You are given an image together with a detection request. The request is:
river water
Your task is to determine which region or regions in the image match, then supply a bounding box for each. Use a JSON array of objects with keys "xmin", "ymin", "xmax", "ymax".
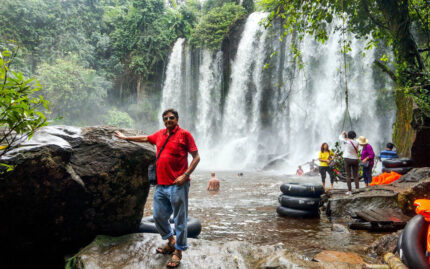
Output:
[{"xmin": 144, "ymin": 171, "xmax": 383, "ymax": 260}]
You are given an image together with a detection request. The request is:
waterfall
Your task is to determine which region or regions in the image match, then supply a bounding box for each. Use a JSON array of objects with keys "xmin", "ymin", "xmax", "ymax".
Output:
[
  {"xmin": 195, "ymin": 50, "xmax": 223, "ymax": 149},
  {"xmin": 160, "ymin": 38, "xmax": 186, "ymax": 125},
  {"xmin": 217, "ymin": 12, "xmax": 269, "ymax": 169},
  {"xmin": 159, "ymin": 13, "xmax": 395, "ymax": 173}
]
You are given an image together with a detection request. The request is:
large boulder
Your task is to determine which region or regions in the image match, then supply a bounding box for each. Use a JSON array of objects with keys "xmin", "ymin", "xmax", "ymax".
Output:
[
  {"xmin": 326, "ymin": 168, "xmax": 430, "ymax": 217},
  {"xmin": 0, "ymin": 125, "xmax": 155, "ymax": 267}
]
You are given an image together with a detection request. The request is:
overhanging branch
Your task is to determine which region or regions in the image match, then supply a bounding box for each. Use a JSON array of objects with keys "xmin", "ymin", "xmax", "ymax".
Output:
[
  {"xmin": 361, "ymin": 0, "xmax": 389, "ymax": 31},
  {"xmin": 373, "ymin": 60, "xmax": 397, "ymax": 82}
]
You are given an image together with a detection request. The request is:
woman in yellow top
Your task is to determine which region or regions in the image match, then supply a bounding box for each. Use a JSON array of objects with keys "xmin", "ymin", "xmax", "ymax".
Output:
[{"xmin": 319, "ymin": 142, "xmax": 335, "ymax": 190}]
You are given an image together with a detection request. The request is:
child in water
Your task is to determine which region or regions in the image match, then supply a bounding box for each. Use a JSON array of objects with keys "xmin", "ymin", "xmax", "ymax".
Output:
[{"xmin": 296, "ymin": 165, "xmax": 304, "ymax": 176}]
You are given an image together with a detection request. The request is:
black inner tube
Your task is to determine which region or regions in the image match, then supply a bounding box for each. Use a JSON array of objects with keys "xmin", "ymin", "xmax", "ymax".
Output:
[
  {"xmin": 400, "ymin": 214, "xmax": 429, "ymax": 269},
  {"xmin": 278, "ymin": 195, "xmax": 320, "ymax": 210},
  {"xmin": 382, "ymin": 158, "xmax": 413, "ymax": 168},
  {"xmin": 280, "ymin": 182, "xmax": 324, "ymax": 198},
  {"xmin": 138, "ymin": 216, "xmax": 202, "ymax": 238},
  {"xmin": 276, "ymin": 206, "xmax": 319, "ymax": 218}
]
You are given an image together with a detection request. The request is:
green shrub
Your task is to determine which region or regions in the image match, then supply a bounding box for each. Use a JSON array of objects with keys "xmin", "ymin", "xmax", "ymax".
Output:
[
  {"xmin": 37, "ymin": 56, "xmax": 109, "ymax": 126},
  {"xmin": 190, "ymin": 3, "xmax": 246, "ymax": 50},
  {"xmin": 0, "ymin": 47, "xmax": 50, "ymax": 167},
  {"xmin": 104, "ymin": 108, "xmax": 135, "ymax": 128}
]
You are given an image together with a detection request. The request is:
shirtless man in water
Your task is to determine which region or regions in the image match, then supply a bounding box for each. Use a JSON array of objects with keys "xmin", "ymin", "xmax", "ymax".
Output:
[{"xmin": 207, "ymin": 172, "xmax": 220, "ymax": 191}]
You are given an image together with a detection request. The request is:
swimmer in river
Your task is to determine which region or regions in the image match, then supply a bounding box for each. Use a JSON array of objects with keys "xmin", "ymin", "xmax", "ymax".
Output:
[
  {"xmin": 207, "ymin": 172, "xmax": 220, "ymax": 192},
  {"xmin": 296, "ymin": 165, "xmax": 304, "ymax": 176}
]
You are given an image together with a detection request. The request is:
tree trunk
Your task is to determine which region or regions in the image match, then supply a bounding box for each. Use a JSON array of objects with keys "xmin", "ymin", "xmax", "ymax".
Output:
[
  {"xmin": 377, "ymin": 0, "xmax": 424, "ymax": 79},
  {"xmin": 376, "ymin": 0, "xmax": 430, "ymax": 166}
]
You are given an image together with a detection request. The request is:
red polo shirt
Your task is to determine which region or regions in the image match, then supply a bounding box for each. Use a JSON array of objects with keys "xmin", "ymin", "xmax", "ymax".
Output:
[{"xmin": 147, "ymin": 125, "xmax": 198, "ymax": 185}]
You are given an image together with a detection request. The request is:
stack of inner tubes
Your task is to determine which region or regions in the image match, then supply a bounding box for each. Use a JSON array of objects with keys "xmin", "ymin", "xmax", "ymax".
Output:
[
  {"xmin": 397, "ymin": 214, "xmax": 430, "ymax": 269},
  {"xmin": 277, "ymin": 183, "xmax": 324, "ymax": 218},
  {"xmin": 382, "ymin": 158, "xmax": 413, "ymax": 175},
  {"xmin": 138, "ymin": 216, "xmax": 202, "ymax": 238}
]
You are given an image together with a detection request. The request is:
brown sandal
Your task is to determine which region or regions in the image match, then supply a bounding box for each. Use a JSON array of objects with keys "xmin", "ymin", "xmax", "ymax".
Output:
[
  {"xmin": 167, "ymin": 250, "xmax": 182, "ymax": 268},
  {"xmin": 156, "ymin": 241, "xmax": 175, "ymax": 254}
]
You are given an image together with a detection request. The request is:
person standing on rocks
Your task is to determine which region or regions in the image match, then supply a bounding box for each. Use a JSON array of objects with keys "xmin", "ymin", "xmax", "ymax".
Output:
[
  {"xmin": 339, "ymin": 131, "xmax": 359, "ymax": 195},
  {"xmin": 115, "ymin": 108, "xmax": 200, "ymax": 268},
  {"xmin": 318, "ymin": 143, "xmax": 335, "ymax": 190},
  {"xmin": 357, "ymin": 136, "xmax": 375, "ymax": 187}
]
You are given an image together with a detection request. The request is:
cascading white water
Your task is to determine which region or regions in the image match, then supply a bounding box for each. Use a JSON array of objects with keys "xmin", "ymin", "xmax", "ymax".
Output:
[
  {"xmin": 160, "ymin": 40, "xmax": 224, "ymax": 149},
  {"xmin": 160, "ymin": 13, "xmax": 395, "ymax": 173},
  {"xmin": 212, "ymin": 12, "xmax": 269, "ymax": 169},
  {"xmin": 195, "ymin": 50, "xmax": 223, "ymax": 149},
  {"xmin": 160, "ymin": 38, "xmax": 186, "ymax": 122}
]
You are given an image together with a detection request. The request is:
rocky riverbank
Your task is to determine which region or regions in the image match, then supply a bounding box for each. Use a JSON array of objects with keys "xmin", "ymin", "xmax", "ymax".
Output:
[
  {"xmin": 326, "ymin": 167, "xmax": 430, "ymax": 217},
  {"xmin": 67, "ymin": 233, "xmax": 371, "ymax": 269}
]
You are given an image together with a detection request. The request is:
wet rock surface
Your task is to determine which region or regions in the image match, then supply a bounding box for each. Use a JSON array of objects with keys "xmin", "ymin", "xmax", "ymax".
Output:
[
  {"xmin": 366, "ymin": 231, "xmax": 401, "ymax": 262},
  {"xmin": 326, "ymin": 168, "xmax": 430, "ymax": 217},
  {"xmin": 69, "ymin": 233, "xmax": 368, "ymax": 269},
  {"xmin": 0, "ymin": 125, "xmax": 155, "ymax": 267},
  {"xmin": 313, "ymin": 250, "xmax": 365, "ymax": 266},
  {"xmin": 332, "ymin": 223, "xmax": 350, "ymax": 233}
]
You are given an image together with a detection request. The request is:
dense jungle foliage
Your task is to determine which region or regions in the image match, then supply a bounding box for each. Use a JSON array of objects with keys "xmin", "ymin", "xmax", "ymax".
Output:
[
  {"xmin": 0, "ymin": 0, "xmax": 250, "ymax": 129},
  {"xmin": 1, "ymin": 0, "xmax": 429, "ymax": 142}
]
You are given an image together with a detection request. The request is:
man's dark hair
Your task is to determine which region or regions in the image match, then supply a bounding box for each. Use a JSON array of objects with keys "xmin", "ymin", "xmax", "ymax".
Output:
[
  {"xmin": 162, "ymin": 108, "xmax": 179, "ymax": 119},
  {"xmin": 347, "ymin": 130, "xmax": 356, "ymax": 139},
  {"xmin": 386, "ymin": 142, "xmax": 394, "ymax": 149}
]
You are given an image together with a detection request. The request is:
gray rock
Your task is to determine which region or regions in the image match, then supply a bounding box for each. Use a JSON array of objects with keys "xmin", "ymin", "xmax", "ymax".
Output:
[
  {"xmin": 332, "ymin": 223, "xmax": 350, "ymax": 233},
  {"xmin": 0, "ymin": 125, "xmax": 155, "ymax": 266},
  {"xmin": 326, "ymin": 168, "xmax": 430, "ymax": 217},
  {"xmin": 396, "ymin": 167, "xmax": 430, "ymax": 183},
  {"xmin": 67, "ymin": 233, "xmax": 319, "ymax": 269},
  {"xmin": 366, "ymin": 230, "xmax": 402, "ymax": 262},
  {"xmin": 326, "ymin": 189, "xmax": 399, "ymax": 217}
]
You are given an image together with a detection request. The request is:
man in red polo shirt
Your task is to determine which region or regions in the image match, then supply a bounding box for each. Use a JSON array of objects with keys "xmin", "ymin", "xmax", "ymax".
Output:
[{"xmin": 115, "ymin": 108, "xmax": 200, "ymax": 268}]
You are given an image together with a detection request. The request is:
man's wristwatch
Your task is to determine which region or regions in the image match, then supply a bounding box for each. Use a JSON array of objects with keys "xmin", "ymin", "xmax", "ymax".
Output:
[{"xmin": 184, "ymin": 172, "xmax": 190, "ymax": 177}]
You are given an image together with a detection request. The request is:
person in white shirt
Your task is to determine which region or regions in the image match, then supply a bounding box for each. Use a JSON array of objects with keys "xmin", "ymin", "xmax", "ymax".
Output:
[{"xmin": 339, "ymin": 130, "xmax": 359, "ymax": 195}]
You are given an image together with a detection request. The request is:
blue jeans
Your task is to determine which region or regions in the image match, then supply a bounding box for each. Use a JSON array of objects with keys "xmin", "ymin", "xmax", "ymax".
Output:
[
  {"xmin": 363, "ymin": 165, "xmax": 373, "ymax": 184},
  {"xmin": 153, "ymin": 181, "xmax": 190, "ymax": 251}
]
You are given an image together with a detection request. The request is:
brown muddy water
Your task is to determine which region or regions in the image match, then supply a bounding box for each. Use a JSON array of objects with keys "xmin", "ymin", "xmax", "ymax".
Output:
[{"xmin": 144, "ymin": 171, "xmax": 383, "ymax": 260}]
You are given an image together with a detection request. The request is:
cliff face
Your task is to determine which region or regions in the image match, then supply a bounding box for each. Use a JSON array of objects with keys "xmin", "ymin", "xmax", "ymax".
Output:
[
  {"xmin": 393, "ymin": 90, "xmax": 430, "ymax": 167},
  {"xmin": 0, "ymin": 125, "xmax": 155, "ymax": 267}
]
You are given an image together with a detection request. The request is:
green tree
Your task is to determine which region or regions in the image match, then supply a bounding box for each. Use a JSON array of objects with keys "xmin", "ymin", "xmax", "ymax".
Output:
[
  {"xmin": 176, "ymin": 0, "xmax": 202, "ymax": 38},
  {"xmin": 0, "ymin": 47, "xmax": 50, "ymax": 166},
  {"xmin": 190, "ymin": 3, "xmax": 247, "ymax": 50},
  {"xmin": 104, "ymin": 107, "xmax": 135, "ymax": 128},
  {"xmin": 37, "ymin": 56, "xmax": 109, "ymax": 126},
  {"xmin": 0, "ymin": 0, "xmax": 107, "ymax": 71},
  {"xmin": 202, "ymin": 0, "xmax": 237, "ymax": 13},
  {"xmin": 106, "ymin": 0, "xmax": 180, "ymax": 78}
]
